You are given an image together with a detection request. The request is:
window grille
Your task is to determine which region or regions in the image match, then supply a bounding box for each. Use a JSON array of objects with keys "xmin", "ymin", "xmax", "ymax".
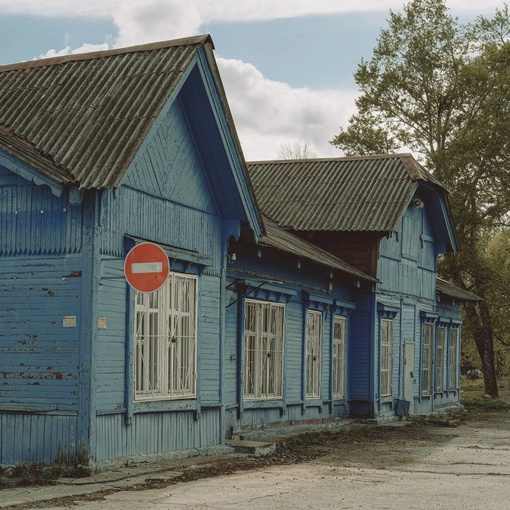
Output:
[
  {"xmin": 449, "ymin": 328, "xmax": 458, "ymax": 389},
  {"xmin": 436, "ymin": 327, "xmax": 446, "ymax": 392},
  {"xmin": 134, "ymin": 273, "xmax": 197, "ymax": 401},
  {"xmin": 421, "ymin": 323, "xmax": 434, "ymax": 396},
  {"xmin": 306, "ymin": 310, "xmax": 322, "ymax": 398},
  {"xmin": 243, "ymin": 300, "xmax": 285, "ymax": 399},
  {"xmin": 380, "ymin": 319, "xmax": 393, "ymax": 396},
  {"xmin": 333, "ymin": 315, "xmax": 346, "ymax": 399}
]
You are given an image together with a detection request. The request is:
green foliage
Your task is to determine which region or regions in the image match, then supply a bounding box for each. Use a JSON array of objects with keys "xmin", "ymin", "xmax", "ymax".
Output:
[{"xmin": 331, "ymin": 0, "xmax": 510, "ymax": 396}]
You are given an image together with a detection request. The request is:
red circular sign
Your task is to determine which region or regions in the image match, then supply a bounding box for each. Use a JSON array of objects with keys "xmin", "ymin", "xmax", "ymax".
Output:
[{"xmin": 124, "ymin": 242, "xmax": 170, "ymax": 293}]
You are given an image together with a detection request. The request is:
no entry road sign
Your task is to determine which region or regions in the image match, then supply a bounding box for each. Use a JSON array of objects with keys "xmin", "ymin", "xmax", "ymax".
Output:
[{"xmin": 124, "ymin": 242, "xmax": 170, "ymax": 293}]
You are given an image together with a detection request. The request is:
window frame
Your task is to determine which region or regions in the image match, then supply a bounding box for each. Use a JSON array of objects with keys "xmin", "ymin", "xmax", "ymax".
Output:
[
  {"xmin": 449, "ymin": 327, "xmax": 459, "ymax": 390},
  {"xmin": 436, "ymin": 326, "xmax": 446, "ymax": 392},
  {"xmin": 134, "ymin": 272, "xmax": 198, "ymax": 402},
  {"xmin": 306, "ymin": 310, "xmax": 322, "ymax": 399},
  {"xmin": 380, "ymin": 318, "xmax": 393, "ymax": 397},
  {"xmin": 421, "ymin": 322, "xmax": 434, "ymax": 396},
  {"xmin": 243, "ymin": 299, "xmax": 285, "ymax": 400},
  {"xmin": 333, "ymin": 315, "xmax": 347, "ymax": 399}
]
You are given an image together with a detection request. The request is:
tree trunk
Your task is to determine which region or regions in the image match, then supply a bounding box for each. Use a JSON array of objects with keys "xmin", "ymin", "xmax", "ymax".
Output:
[{"xmin": 464, "ymin": 301, "xmax": 499, "ymax": 397}]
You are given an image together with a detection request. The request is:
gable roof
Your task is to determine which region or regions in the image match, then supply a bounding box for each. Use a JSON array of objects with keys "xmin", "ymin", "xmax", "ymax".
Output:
[
  {"xmin": 247, "ymin": 154, "xmax": 447, "ymax": 233},
  {"xmin": 0, "ymin": 36, "xmax": 234, "ymax": 189},
  {"xmin": 259, "ymin": 216, "xmax": 376, "ymax": 283},
  {"xmin": 0, "ymin": 35, "xmax": 264, "ymax": 239}
]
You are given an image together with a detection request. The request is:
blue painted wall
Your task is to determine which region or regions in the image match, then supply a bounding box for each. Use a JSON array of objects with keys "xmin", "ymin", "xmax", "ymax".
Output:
[
  {"xmin": 371, "ymin": 196, "xmax": 462, "ymax": 420},
  {"xmin": 225, "ymin": 240, "xmax": 360, "ymax": 434},
  {"xmin": 0, "ymin": 167, "xmax": 87, "ymax": 463}
]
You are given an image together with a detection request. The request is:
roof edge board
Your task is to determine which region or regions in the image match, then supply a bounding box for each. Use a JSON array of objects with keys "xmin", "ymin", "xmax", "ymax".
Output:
[
  {"xmin": 0, "ymin": 35, "xmax": 213, "ymax": 73},
  {"xmin": 0, "ymin": 149, "xmax": 64, "ymax": 197}
]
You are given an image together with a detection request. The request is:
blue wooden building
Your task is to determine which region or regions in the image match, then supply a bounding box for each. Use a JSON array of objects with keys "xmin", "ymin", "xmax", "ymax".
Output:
[
  {"xmin": 247, "ymin": 155, "xmax": 480, "ymax": 421},
  {"xmin": 0, "ymin": 36, "xmax": 264, "ymax": 466},
  {"xmin": 224, "ymin": 216, "xmax": 376, "ymax": 436},
  {"xmin": 0, "ymin": 35, "xmax": 479, "ymax": 468}
]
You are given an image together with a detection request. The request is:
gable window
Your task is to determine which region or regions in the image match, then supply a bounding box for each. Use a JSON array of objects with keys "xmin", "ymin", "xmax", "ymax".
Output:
[
  {"xmin": 436, "ymin": 326, "xmax": 446, "ymax": 392},
  {"xmin": 134, "ymin": 273, "xmax": 197, "ymax": 401},
  {"xmin": 421, "ymin": 323, "xmax": 434, "ymax": 396},
  {"xmin": 306, "ymin": 310, "xmax": 322, "ymax": 398},
  {"xmin": 381, "ymin": 319, "xmax": 393, "ymax": 397},
  {"xmin": 244, "ymin": 300, "xmax": 285, "ymax": 399},
  {"xmin": 449, "ymin": 328, "xmax": 458, "ymax": 390},
  {"xmin": 333, "ymin": 315, "xmax": 347, "ymax": 399}
]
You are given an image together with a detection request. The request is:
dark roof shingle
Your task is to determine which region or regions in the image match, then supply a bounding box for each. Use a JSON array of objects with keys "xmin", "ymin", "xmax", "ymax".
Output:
[
  {"xmin": 0, "ymin": 35, "xmax": 212, "ymax": 189},
  {"xmin": 247, "ymin": 154, "xmax": 445, "ymax": 232}
]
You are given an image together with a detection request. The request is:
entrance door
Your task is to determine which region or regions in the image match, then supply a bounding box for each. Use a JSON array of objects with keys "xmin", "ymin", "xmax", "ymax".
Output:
[{"xmin": 403, "ymin": 342, "xmax": 415, "ymax": 415}]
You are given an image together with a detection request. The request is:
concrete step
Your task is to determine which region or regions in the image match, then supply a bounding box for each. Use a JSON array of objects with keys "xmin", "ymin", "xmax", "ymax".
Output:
[{"xmin": 225, "ymin": 439, "xmax": 276, "ymax": 456}]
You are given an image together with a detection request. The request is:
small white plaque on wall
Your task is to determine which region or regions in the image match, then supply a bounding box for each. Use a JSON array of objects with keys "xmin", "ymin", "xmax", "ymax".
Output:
[{"xmin": 63, "ymin": 316, "xmax": 77, "ymax": 328}]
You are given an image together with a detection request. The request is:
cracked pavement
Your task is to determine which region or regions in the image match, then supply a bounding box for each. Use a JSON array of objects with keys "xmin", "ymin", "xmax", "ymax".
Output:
[{"xmin": 3, "ymin": 411, "xmax": 510, "ymax": 509}]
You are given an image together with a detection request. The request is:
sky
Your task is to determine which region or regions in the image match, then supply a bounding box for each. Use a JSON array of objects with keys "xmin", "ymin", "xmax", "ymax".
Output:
[{"xmin": 0, "ymin": 1, "xmax": 505, "ymax": 161}]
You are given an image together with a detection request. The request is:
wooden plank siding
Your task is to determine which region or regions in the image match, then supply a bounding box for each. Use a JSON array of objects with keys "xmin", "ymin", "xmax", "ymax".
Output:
[
  {"xmin": 373, "ymin": 205, "xmax": 462, "ymax": 419},
  {"xmin": 225, "ymin": 238, "xmax": 360, "ymax": 434}
]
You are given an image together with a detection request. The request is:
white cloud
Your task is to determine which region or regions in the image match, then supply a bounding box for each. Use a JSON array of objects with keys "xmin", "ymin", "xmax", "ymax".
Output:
[
  {"xmin": 0, "ymin": 0, "xmax": 503, "ymax": 20},
  {"xmin": 217, "ymin": 58, "xmax": 357, "ymax": 160},
  {"xmin": 112, "ymin": 1, "xmax": 202, "ymax": 48},
  {"xmin": 3, "ymin": 0, "xmax": 505, "ymax": 162},
  {"xmin": 39, "ymin": 43, "xmax": 110, "ymax": 60}
]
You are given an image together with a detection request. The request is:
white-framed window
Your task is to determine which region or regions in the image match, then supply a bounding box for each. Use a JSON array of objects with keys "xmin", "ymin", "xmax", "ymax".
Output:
[
  {"xmin": 306, "ymin": 310, "xmax": 322, "ymax": 398},
  {"xmin": 134, "ymin": 273, "xmax": 197, "ymax": 401},
  {"xmin": 244, "ymin": 300, "xmax": 285, "ymax": 399},
  {"xmin": 333, "ymin": 315, "xmax": 347, "ymax": 399},
  {"xmin": 421, "ymin": 323, "xmax": 434, "ymax": 396},
  {"xmin": 380, "ymin": 318, "xmax": 393, "ymax": 397},
  {"xmin": 436, "ymin": 326, "xmax": 446, "ymax": 392},
  {"xmin": 449, "ymin": 328, "xmax": 458, "ymax": 390}
]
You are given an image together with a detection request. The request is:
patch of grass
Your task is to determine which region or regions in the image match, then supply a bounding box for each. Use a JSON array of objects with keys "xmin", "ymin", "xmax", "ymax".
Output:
[
  {"xmin": 463, "ymin": 396, "xmax": 510, "ymax": 412},
  {"xmin": 0, "ymin": 462, "xmax": 91, "ymax": 489}
]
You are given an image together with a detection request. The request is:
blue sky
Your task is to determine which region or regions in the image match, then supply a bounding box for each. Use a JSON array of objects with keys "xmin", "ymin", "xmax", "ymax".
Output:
[{"xmin": 0, "ymin": 1, "xmax": 504, "ymax": 160}]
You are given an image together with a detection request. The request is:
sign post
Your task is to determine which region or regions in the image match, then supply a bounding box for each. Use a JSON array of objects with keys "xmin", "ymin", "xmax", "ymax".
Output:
[{"xmin": 124, "ymin": 242, "xmax": 170, "ymax": 293}]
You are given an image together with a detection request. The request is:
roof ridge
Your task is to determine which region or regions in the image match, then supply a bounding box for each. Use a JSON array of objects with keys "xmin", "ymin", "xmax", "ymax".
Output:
[
  {"xmin": 247, "ymin": 153, "xmax": 414, "ymax": 165},
  {"xmin": 0, "ymin": 34, "xmax": 213, "ymax": 73}
]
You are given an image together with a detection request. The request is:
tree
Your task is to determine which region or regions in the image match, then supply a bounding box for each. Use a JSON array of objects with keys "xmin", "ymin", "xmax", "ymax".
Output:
[
  {"xmin": 331, "ymin": 0, "xmax": 510, "ymax": 396},
  {"xmin": 277, "ymin": 140, "xmax": 317, "ymax": 159}
]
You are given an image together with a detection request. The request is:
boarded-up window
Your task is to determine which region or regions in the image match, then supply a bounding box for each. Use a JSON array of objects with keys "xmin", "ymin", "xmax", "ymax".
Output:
[
  {"xmin": 134, "ymin": 273, "xmax": 197, "ymax": 401},
  {"xmin": 422, "ymin": 323, "xmax": 434, "ymax": 396},
  {"xmin": 381, "ymin": 319, "xmax": 393, "ymax": 397},
  {"xmin": 244, "ymin": 300, "xmax": 285, "ymax": 399},
  {"xmin": 449, "ymin": 328, "xmax": 458, "ymax": 390},
  {"xmin": 333, "ymin": 315, "xmax": 347, "ymax": 399},
  {"xmin": 436, "ymin": 327, "xmax": 446, "ymax": 392},
  {"xmin": 402, "ymin": 216, "xmax": 420, "ymax": 260},
  {"xmin": 306, "ymin": 310, "xmax": 322, "ymax": 398}
]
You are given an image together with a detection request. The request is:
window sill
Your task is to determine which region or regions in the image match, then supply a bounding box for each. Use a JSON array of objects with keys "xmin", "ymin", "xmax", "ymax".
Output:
[
  {"xmin": 243, "ymin": 399, "xmax": 283, "ymax": 409},
  {"xmin": 132, "ymin": 399, "xmax": 198, "ymax": 414}
]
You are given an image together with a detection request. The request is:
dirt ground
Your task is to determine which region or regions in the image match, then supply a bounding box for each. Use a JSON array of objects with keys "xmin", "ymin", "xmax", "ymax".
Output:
[{"xmin": 4, "ymin": 403, "xmax": 510, "ymax": 509}]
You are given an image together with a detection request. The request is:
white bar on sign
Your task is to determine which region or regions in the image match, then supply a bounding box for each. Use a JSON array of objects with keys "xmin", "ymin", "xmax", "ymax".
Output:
[{"xmin": 131, "ymin": 262, "xmax": 163, "ymax": 274}]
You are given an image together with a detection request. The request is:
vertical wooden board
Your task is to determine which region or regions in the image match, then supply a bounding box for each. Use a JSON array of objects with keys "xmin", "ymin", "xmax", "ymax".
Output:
[
  {"xmin": 95, "ymin": 259, "xmax": 128, "ymax": 411},
  {"xmin": 348, "ymin": 312, "xmax": 372, "ymax": 399},
  {"xmin": 0, "ymin": 413, "xmax": 78, "ymax": 464},
  {"xmin": 124, "ymin": 100, "xmax": 217, "ymax": 215},
  {"xmin": 0, "ymin": 183, "xmax": 83, "ymax": 256},
  {"xmin": 197, "ymin": 275, "xmax": 221, "ymax": 403}
]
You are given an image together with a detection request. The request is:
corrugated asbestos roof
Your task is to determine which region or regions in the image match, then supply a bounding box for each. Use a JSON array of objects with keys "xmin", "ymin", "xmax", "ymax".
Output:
[
  {"xmin": 247, "ymin": 154, "xmax": 445, "ymax": 232},
  {"xmin": 0, "ymin": 35, "xmax": 212, "ymax": 189},
  {"xmin": 436, "ymin": 278, "xmax": 481, "ymax": 303},
  {"xmin": 259, "ymin": 216, "xmax": 376, "ymax": 282}
]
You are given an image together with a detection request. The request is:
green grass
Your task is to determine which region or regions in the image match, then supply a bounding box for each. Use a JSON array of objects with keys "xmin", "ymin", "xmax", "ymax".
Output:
[{"xmin": 461, "ymin": 377, "xmax": 510, "ymax": 412}]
